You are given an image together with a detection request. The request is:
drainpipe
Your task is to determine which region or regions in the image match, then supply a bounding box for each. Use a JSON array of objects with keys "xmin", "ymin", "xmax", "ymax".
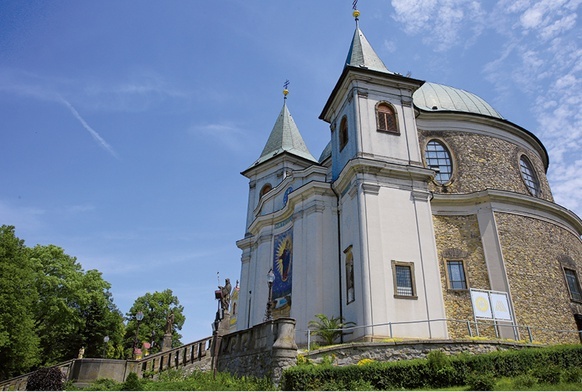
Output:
[{"xmin": 331, "ymin": 181, "xmax": 344, "ymax": 343}]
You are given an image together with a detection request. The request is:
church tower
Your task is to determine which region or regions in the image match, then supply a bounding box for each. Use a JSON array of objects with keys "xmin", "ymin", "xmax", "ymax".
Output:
[
  {"xmin": 318, "ymin": 8, "xmax": 448, "ymax": 340},
  {"xmin": 236, "ymin": 89, "xmax": 339, "ymax": 335}
]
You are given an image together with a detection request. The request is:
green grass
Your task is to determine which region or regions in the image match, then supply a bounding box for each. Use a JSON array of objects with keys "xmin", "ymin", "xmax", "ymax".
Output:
[{"xmin": 69, "ymin": 369, "xmax": 275, "ymax": 391}]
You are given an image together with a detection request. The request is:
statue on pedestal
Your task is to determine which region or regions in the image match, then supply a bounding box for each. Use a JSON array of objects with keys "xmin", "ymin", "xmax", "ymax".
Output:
[
  {"xmin": 218, "ymin": 278, "xmax": 232, "ymax": 313},
  {"xmin": 165, "ymin": 311, "xmax": 174, "ymax": 335}
]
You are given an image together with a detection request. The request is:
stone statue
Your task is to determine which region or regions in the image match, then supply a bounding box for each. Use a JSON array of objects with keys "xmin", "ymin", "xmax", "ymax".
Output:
[
  {"xmin": 78, "ymin": 346, "xmax": 85, "ymax": 359},
  {"xmin": 218, "ymin": 278, "xmax": 232, "ymax": 311},
  {"xmin": 165, "ymin": 311, "xmax": 174, "ymax": 335}
]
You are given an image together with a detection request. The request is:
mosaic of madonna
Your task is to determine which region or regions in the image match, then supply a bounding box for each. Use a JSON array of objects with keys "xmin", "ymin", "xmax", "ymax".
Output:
[{"xmin": 272, "ymin": 227, "xmax": 292, "ymax": 318}]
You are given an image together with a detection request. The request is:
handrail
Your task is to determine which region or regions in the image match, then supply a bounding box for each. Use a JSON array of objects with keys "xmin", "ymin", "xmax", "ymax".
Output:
[
  {"xmin": 136, "ymin": 336, "xmax": 213, "ymax": 376},
  {"xmin": 303, "ymin": 317, "xmax": 582, "ymax": 350}
]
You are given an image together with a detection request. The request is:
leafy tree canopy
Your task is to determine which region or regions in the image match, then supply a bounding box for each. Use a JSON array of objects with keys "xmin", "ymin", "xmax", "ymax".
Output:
[
  {"xmin": 125, "ymin": 289, "xmax": 185, "ymax": 356},
  {"xmin": 0, "ymin": 225, "xmax": 125, "ymax": 380},
  {"xmin": 0, "ymin": 226, "xmax": 40, "ymax": 379}
]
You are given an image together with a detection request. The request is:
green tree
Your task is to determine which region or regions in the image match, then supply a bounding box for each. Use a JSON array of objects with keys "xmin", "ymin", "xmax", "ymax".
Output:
[
  {"xmin": 125, "ymin": 289, "xmax": 185, "ymax": 357},
  {"xmin": 0, "ymin": 226, "xmax": 40, "ymax": 380},
  {"xmin": 308, "ymin": 314, "xmax": 356, "ymax": 346},
  {"xmin": 30, "ymin": 244, "xmax": 125, "ymax": 364}
]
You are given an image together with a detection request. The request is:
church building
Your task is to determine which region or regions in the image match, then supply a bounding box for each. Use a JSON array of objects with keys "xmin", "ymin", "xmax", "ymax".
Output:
[{"xmin": 234, "ymin": 8, "xmax": 582, "ymax": 345}]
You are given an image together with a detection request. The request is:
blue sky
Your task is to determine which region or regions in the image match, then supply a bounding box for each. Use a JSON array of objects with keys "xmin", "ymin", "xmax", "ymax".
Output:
[{"xmin": 1, "ymin": 1, "xmax": 580, "ymax": 344}]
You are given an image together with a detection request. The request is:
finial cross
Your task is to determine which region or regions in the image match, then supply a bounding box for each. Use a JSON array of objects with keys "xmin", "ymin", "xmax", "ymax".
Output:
[
  {"xmin": 283, "ymin": 80, "xmax": 290, "ymax": 90},
  {"xmin": 352, "ymin": 0, "xmax": 358, "ymax": 10}
]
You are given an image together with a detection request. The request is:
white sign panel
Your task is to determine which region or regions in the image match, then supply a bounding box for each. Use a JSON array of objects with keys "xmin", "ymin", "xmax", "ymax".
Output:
[
  {"xmin": 490, "ymin": 292, "xmax": 513, "ymax": 321},
  {"xmin": 470, "ymin": 290, "xmax": 492, "ymax": 319}
]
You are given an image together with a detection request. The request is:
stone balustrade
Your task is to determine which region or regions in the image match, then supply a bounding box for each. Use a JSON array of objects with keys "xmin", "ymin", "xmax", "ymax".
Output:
[{"xmin": 138, "ymin": 336, "xmax": 212, "ymax": 376}]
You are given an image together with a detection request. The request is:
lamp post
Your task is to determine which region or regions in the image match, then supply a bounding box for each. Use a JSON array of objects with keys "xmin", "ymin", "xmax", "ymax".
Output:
[
  {"xmin": 265, "ymin": 268, "xmax": 275, "ymax": 321},
  {"xmin": 102, "ymin": 335, "xmax": 109, "ymax": 358},
  {"xmin": 133, "ymin": 311, "xmax": 144, "ymax": 359}
]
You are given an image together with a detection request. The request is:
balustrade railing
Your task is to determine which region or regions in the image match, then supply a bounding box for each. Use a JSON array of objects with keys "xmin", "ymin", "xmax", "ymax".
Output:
[
  {"xmin": 304, "ymin": 317, "xmax": 582, "ymax": 350},
  {"xmin": 138, "ymin": 336, "xmax": 212, "ymax": 376}
]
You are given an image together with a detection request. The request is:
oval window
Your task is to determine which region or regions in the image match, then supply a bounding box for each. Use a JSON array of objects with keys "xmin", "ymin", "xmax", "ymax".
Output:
[{"xmin": 425, "ymin": 140, "xmax": 453, "ymax": 185}]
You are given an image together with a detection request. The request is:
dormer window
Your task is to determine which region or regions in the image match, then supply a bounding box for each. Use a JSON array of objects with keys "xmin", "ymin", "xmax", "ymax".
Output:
[
  {"xmin": 339, "ymin": 116, "xmax": 348, "ymax": 151},
  {"xmin": 376, "ymin": 102, "xmax": 398, "ymax": 133}
]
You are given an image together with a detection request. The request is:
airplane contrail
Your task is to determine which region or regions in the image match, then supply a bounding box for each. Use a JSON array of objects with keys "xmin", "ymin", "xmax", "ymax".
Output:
[{"xmin": 59, "ymin": 97, "xmax": 119, "ymax": 159}]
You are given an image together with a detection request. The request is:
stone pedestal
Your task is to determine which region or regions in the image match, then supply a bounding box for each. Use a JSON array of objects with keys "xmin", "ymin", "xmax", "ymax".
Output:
[{"xmin": 162, "ymin": 334, "xmax": 172, "ymax": 352}]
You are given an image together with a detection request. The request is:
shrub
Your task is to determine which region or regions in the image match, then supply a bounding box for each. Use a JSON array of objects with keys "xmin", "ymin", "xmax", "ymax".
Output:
[
  {"xmin": 121, "ymin": 372, "xmax": 142, "ymax": 391},
  {"xmin": 26, "ymin": 367, "xmax": 64, "ymax": 391},
  {"xmin": 84, "ymin": 378, "xmax": 122, "ymax": 391},
  {"xmin": 466, "ymin": 372, "xmax": 496, "ymax": 391},
  {"xmin": 308, "ymin": 314, "xmax": 355, "ymax": 346},
  {"xmin": 357, "ymin": 358, "xmax": 375, "ymax": 366},
  {"xmin": 296, "ymin": 353, "xmax": 311, "ymax": 366},
  {"xmin": 563, "ymin": 367, "xmax": 582, "ymax": 383},
  {"xmin": 281, "ymin": 344, "xmax": 582, "ymax": 391},
  {"xmin": 532, "ymin": 364, "xmax": 562, "ymax": 384},
  {"xmin": 512, "ymin": 374, "xmax": 537, "ymax": 390}
]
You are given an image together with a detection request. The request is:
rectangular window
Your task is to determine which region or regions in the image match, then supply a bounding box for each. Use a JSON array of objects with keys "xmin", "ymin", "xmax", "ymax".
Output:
[
  {"xmin": 345, "ymin": 247, "xmax": 355, "ymax": 304},
  {"xmin": 564, "ymin": 268, "xmax": 582, "ymax": 302},
  {"xmin": 391, "ymin": 261, "xmax": 417, "ymax": 299},
  {"xmin": 446, "ymin": 260, "xmax": 467, "ymax": 290}
]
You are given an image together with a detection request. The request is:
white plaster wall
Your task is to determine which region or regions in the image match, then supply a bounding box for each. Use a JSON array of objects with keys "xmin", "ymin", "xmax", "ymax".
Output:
[
  {"xmin": 291, "ymin": 196, "xmax": 340, "ymax": 344},
  {"xmin": 366, "ymin": 186, "xmax": 447, "ymax": 339},
  {"xmin": 356, "ymin": 86, "xmax": 422, "ymax": 165}
]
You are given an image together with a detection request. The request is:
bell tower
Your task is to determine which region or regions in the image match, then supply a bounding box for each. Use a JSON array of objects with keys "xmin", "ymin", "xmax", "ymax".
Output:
[{"xmin": 318, "ymin": 6, "xmax": 448, "ymax": 340}]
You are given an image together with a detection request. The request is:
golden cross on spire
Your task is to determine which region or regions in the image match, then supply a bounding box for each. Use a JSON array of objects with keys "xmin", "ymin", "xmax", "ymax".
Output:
[
  {"xmin": 352, "ymin": 0, "xmax": 360, "ymax": 21},
  {"xmin": 283, "ymin": 80, "xmax": 290, "ymax": 99}
]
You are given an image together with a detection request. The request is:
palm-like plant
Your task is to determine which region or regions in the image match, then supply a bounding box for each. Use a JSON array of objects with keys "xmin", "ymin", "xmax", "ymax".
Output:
[{"xmin": 308, "ymin": 314, "xmax": 355, "ymax": 346}]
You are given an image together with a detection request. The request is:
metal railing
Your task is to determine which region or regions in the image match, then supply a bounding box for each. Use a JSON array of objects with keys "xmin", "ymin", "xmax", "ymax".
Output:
[{"xmin": 303, "ymin": 317, "xmax": 582, "ymax": 351}]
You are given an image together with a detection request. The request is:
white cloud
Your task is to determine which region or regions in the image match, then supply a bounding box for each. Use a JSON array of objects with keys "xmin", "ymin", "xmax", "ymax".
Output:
[
  {"xmin": 189, "ymin": 122, "xmax": 249, "ymax": 153},
  {"xmin": 389, "ymin": 0, "xmax": 581, "ymax": 216},
  {"xmin": 391, "ymin": 0, "xmax": 485, "ymax": 51}
]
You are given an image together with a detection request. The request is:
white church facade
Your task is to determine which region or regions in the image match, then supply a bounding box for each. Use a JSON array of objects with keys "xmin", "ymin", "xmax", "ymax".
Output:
[{"xmin": 234, "ymin": 13, "xmax": 582, "ymax": 345}]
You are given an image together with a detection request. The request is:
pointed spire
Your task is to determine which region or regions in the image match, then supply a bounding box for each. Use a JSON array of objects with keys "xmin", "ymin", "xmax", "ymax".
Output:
[
  {"xmin": 249, "ymin": 85, "xmax": 316, "ymax": 169},
  {"xmin": 345, "ymin": 6, "xmax": 391, "ymax": 74}
]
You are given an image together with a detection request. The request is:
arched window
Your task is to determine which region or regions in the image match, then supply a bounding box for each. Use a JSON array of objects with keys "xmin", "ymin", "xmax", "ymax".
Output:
[
  {"xmin": 425, "ymin": 140, "xmax": 453, "ymax": 185},
  {"xmin": 519, "ymin": 155, "xmax": 541, "ymax": 196},
  {"xmin": 260, "ymin": 183, "xmax": 272, "ymax": 197},
  {"xmin": 339, "ymin": 116, "xmax": 348, "ymax": 151},
  {"xmin": 376, "ymin": 102, "xmax": 398, "ymax": 133}
]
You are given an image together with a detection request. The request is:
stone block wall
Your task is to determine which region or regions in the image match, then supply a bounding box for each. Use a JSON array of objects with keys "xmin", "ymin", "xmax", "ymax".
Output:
[
  {"xmin": 432, "ymin": 214, "xmax": 494, "ymax": 339},
  {"xmin": 216, "ymin": 318, "xmax": 297, "ymax": 386},
  {"xmin": 495, "ymin": 212, "xmax": 582, "ymax": 344},
  {"xmin": 418, "ymin": 130, "xmax": 552, "ymax": 201},
  {"xmin": 304, "ymin": 339, "xmax": 541, "ymax": 366}
]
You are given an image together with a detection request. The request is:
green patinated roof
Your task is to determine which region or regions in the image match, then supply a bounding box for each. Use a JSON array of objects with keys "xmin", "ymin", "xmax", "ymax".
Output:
[
  {"xmin": 345, "ymin": 27, "xmax": 391, "ymax": 73},
  {"xmin": 413, "ymin": 82, "xmax": 504, "ymax": 119},
  {"xmin": 250, "ymin": 101, "xmax": 316, "ymax": 168}
]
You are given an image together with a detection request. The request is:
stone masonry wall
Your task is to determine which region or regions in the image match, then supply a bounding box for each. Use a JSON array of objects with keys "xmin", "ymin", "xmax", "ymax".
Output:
[
  {"xmin": 216, "ymin": 318, "xmax": 297, "ymax": 386},
  {"xmin": 432, "ymin": 214, "xmax": 493, "ymax": 339},
  {"xmin": 305, "ymin": 339, "xmax": 540, "ymax": 366},
  {"xmin": 495, "ymin": 212, "xmax": 582, "ymax": 344},
  {"xmin": 418, "ymin": 130, "xmax": 552, "ymax": 201}
]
